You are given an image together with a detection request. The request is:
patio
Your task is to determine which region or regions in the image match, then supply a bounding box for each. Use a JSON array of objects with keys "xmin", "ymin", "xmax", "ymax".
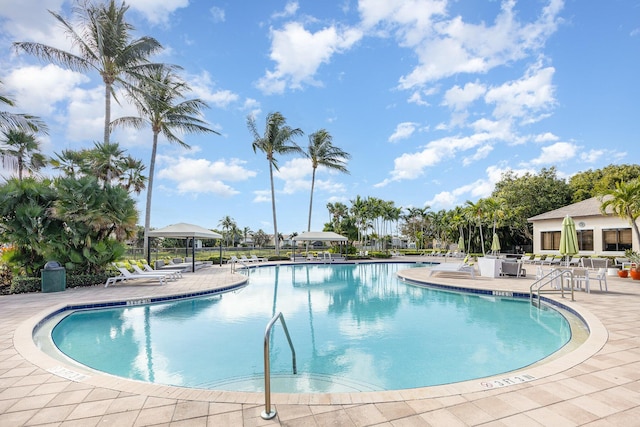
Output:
[{"xmin": 1, "ymin": 257, "xmax": 640, "ymax": 426}]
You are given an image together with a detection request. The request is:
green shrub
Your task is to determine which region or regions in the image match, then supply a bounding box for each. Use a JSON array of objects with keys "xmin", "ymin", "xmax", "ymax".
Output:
[
  {"xmin": 66, "ymin": 273, "xmax": 110, "ymax": 288},
  {"xmin": 10, "ymin": 276, "xmax": 41, "ymax": 294}
]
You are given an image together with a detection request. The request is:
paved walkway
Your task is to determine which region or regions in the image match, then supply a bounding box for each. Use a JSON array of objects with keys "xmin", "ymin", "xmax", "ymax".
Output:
[{"xmin": 1, "ymin": 259, "xmax": 640, "ymax": 426}]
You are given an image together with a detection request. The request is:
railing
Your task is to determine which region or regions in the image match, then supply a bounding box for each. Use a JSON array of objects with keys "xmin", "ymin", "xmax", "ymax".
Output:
[
  {"xmin": 261, "ymin": 312, "xmax": 297, "ymax": 420},
  {"xmin": 530, "ymin": 268, "xmax": 575, "ymax": 306}
]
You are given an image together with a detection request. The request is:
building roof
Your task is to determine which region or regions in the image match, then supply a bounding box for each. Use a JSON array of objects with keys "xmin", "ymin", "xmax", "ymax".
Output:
[{"xmin": 528, "ymin": 196, "xmax": 613, "ymax": 221}]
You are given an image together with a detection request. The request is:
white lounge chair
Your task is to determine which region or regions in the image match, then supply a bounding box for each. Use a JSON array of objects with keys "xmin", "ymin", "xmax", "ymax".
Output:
[
  {"xmin": 132, "ymin": 264, "xmax": 180, "ymax": 280},
  {"xmin": 142, "ymin": 263, "xmax": 184, "ymax": 278},
  {"xmin": 250, "ymin": 255, "xmax": 267, "ymax": 262},
  {"xmin": 105, "ymin": 267, "xmax": 168, "ymax": 287},
  {"xmin": 429, "ymin": 262, "xmax": 475, "ymax": 278}
]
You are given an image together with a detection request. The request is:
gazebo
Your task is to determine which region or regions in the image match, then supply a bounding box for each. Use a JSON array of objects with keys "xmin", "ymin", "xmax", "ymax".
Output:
[
  {"xmin": 292, "ymin": 231, "xmax": 348, "ymax": 256},
  {"xmin": 147, "ymin": 223, "xmax": 222, "ymax": 271}
]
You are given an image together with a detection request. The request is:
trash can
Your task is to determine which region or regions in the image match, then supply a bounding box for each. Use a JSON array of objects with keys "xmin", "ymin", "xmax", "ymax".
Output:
[{"xmin": 41, "ymin": 261, "xmax": 66, "ymax": 293}]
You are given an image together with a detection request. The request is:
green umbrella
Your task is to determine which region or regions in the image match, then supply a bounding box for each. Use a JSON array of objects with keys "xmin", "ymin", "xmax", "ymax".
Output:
[
  {"xmin": 491, "ymin": 233, "xmax": 501, "ymax": 253},
  {"xmin": 559, "ymin": 215, "xmax": 579, "ymax": 265},
  {"xmin": 458, "ymin": 234, "xmax": 465, "ymax": 253}
]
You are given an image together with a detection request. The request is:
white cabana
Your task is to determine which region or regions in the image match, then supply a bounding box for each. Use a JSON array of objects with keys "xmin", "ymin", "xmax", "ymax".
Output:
[
  {"xmin": 148, "ymin": 223, "xmax": 222, "ymax": 270},
  {"xmin": 292, "ymin": 231, "xmax": 348, "ymax": 242}
]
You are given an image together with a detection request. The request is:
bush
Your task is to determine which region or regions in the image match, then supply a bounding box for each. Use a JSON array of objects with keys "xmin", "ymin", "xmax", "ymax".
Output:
[
  {"xmin": 66, "ymin": 273, "xmax": 111, "ymax": 288},
  {"xmin": 10, "ymin": 276, "xmax": 41, "ymax": 294}
]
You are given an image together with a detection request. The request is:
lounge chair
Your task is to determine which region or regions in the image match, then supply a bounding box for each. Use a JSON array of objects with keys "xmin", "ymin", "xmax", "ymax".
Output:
[
  {"xmin": 500, "ymin": 260, "xmax": 526, "ymax": 277},
  {"xmin": 105, "ymin": 267, "xmax": 168, "ymax": 287},
  {"xmin": 250, "ymin": 255, "xmax": 267, "ymax": 262},
  {"xmin": 143, "ymin": 263, "xmax": 184, "ymax": 277},
  {"xmin": 429, "ymin": 262, "xmax": 475, "ymax": 278},
  {"xmin": 131, "ymin": 264, "xmax": 180, "ymax": 280}
]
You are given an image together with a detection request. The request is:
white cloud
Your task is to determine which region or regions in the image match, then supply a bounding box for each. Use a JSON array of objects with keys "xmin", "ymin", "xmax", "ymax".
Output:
[
  {"xmin": 187, "ymin": 71, "xmax": 239, "ymax": 109},
  {"xmin": 388, "ymin": 122, "xmax": 418, "ymax": 143},
  {"xmin": 442, "ymin": 81, "xmax": 486, "ymax": 111},
  {"xmin": 256, "ymin": 22, "xmax": 363, "ymax": 94},
  {"xmin": 210, "ymin": 6, "xmax": 225, "ymax": 23},
  {"xmin": 529, "ymin": 141, "xmax": 578, "ymax": 165},
  {"xmin": 157, "ymin": 157, "xmax": 256, "ymax": 197},
  {"xmin": 253, "ymin": 189, "xmax": 271, "ymax": 203},
  {"xmin": 272, "ymin": 1, "xmax": 299, "ymax": 19},
  {"xmin": 376, "ymin": 132, "xmax": 495, "ymax": 185},
  {"xmin": 485, "ymin": 63, "xmax": 556, "ymax": 122},
  {"xmin": 127, "ymin": 0, "xmax": 189, "ymax": 26}
]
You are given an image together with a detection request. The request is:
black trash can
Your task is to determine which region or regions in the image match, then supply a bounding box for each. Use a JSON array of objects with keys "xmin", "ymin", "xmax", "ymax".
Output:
[{"xmin": 41, "ymin": 261, "xmax": 66, "ymax": 293}]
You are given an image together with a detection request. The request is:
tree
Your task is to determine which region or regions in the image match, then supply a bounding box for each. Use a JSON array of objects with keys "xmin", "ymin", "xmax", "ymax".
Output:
[
  {"xmin": 218, "ymin": 216, "xmax": 236, "ymax": 248},
  {"xmin": 465, "ymin": 199, "xmax": 486, "ymax": 255},
  {"xmin": 112, "ymin": 65, "xmax": 217, "ymax": 260},
  {"xmin": 570, "ymin": 164, "xmax": 640, "ymax": 202},
  {"xmin": 0, "ymin": 130, "xmax": 47, "ymax": 180},
  {"xmin": 600, "ymin": 179, "xmax": 640, "ymax": 248},
  {"xmin": 14, "ymin": 0, "xmax": 163, "ymax": 144},
  {"xmin": 0, "ymin": 80, "xmax": 47, "ymax": 133},
  {"xmin": 304, "ymin": 129, "xmax": 350, "ymax": 232},
  {"xmin": 253, "ymin": 229, "xmax": 270, "ymax": 248},
  {"xmin": 247, "ymin": 112, "xmax": 303, "ymax": 255}
]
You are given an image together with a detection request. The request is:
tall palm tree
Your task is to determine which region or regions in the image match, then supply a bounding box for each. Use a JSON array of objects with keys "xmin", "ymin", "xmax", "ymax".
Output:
[
  {"xmin": 112, "ymin": 65, "xmax": 217, "ymax": 260},
  {"xmin": 600, "ymin": 179, "xmax": 640, "ymax": 245},
  {"xmin": 465, "ymin": 199, "xmax": 487, "ymax": 255},
  {"xmin": 247, "ymin": 112, "xmax": 303, "ymax": 255},
  {"xmin": 304, "ymin": 129, "xmax": 350, "ymax": 232},
  {"xmin": 218, "ymin": 216, "xmax": 236, "ymax": 248},
  {"xmin": 14, "ymin": 0, "xmax": 163, "ymax": 144},
  {"xmin": 0, "ymin": 130, "xmax": 47, "ymax": 180}
]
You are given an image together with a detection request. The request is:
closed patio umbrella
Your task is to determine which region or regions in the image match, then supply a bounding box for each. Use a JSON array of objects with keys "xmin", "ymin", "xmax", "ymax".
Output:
[
  {"xmin": 559, "ymin": 215, "xmax": 579, "ymax": 265},
  {"xmin": 491, "ymin": 233, "xmax": 501, "ymax": 254},
  {"xmin": 458, "ymin": 234, "xmax": 465, "ymax": 253}
]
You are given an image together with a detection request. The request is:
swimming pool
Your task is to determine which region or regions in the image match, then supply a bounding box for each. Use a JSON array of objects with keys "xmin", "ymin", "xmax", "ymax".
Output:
[{"xmin": 48, "ymin": 263, "xmax": 572, "ymax": 393}]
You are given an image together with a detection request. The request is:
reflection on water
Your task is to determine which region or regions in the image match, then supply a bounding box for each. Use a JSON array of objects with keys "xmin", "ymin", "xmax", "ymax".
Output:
[{"xmin": 51, "ymin": 263, "xmax": 571, "ymax": 392}]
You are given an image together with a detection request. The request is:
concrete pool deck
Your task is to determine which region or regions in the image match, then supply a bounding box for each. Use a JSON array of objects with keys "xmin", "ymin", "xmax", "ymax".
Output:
[{"xmin": 1, "ymin": 257, "xmax": 640, "ymax": 426}]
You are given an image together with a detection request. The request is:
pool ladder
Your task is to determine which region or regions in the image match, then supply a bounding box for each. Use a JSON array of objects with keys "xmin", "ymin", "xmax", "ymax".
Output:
[
  {"xmin": 530, "ymin": 268, "xmax": 575, "ymax": 307},
  {"xmin": 261, "ymin": 312, "xmax": 297, "ymax": 420}
]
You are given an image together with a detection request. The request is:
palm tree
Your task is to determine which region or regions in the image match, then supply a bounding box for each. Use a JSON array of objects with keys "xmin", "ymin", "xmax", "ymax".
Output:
[
  {"xmin": 14, "ymin": 0, "xmax": 163, "ymax": 144},
  {"xmin": 50, "ymin": 149, "xmax": 86, "ymax": 178},
  {"xmin": 0, "ymin": 130, "xmax": 47, "ymax": 180},
  {"xmin": 600, "ymin": 179, "xmax": 640, "ymax": 246},
  {"xmin": 247, "ymin": 112, "xmax": 303, "ymax": 255},
  {"xmin": 465, "ymin": 199, "xmax": 487, "ymax": 255},
  {"xmin": 0, "ymin": 80, "xmax": 47, "ymax": 133},
  {"xmin": 88, "ymin": 140, "xmax": 125, "ymax": 187},
  {"xmin": 112, "ymin": 65, "xmax": 217, "ymax": 260},
  {"xmin": 304, "ymin": 129, "xmax": 350, "ymax": 232},
  {"xmin": 119, "ymin": 155, "xmax": 147, "ymax": 194},
  {"xmin": 218, "ymin": 216, "xmax": 236, "ymax": 248}
]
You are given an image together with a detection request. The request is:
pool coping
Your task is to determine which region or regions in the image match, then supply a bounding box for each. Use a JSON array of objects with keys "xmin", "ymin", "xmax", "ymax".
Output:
[{"xmin": 13, "ymin": 262, "xmax": 608, "ymax": 406}]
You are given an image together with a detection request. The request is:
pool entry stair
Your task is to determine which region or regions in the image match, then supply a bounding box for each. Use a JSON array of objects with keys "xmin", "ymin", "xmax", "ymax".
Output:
[
  {"xmin": 261, "ymin": 312, "xmax": 297, "ymax": 420},
  {"xmin": 530, "ymin": 268, "xmax": 575, "ymax": 307}
]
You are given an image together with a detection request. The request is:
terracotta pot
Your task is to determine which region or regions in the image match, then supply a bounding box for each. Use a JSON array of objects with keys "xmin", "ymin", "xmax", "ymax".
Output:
[
  {"xmin": 618, "ymin": 270, "xmax": 629, "ymax": 278},
  {"xmin": 630, "ymin": 269, "xmax": 640, "ymax": 280}
]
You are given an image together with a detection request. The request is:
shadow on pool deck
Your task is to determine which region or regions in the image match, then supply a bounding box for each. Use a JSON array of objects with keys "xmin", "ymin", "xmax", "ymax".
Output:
[{"xmin": 2, "ymin": 257, "xmax": 640, "ymax": 426}]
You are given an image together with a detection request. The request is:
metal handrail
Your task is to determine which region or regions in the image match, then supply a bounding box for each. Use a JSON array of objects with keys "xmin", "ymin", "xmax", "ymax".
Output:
[
  {"xmin": 261, "ymin": 312, "xmax": 297, "ymax": 420},
  {"xmin": 530, "ymin": 268, "xmax": 575, "ymax": 306}
]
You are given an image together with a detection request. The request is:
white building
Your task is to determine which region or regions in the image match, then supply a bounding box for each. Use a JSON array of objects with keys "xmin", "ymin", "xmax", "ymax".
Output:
[{"xmin": 528, "ymin": 196, "xmax": 637, "ymax": 256}]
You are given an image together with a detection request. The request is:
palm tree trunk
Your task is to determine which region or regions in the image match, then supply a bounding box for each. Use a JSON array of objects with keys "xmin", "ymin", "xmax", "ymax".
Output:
[
  {"xmin": 307, "ymin": 168, "xmax": 316, "ymax": 232},
  {"xmin": 104, "ymin": 83, "xmax": 111, "ymax": 144},
  {"xmin": 269, "ymin": 163, "xmax": 279, "ymax": 255},
  {"xmin": 144, "ymin": 133, "xmax": 159, "ymax": 263}
]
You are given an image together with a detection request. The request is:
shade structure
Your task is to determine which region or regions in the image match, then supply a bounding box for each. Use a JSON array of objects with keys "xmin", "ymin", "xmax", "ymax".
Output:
[
  {"xmin": 148, "ymin": 223, "xmax": 222, "ymax": 271},
  {"xmin": 559, "ymin": 215, "xmax": 579, "ymax": 264},
  {"xmin": 292, "ymin": 231, "xmax": 347, "ymax": 242},
  {"xmin": 491, "ymin": 233, "xmax": 501, "ymax": 253}
]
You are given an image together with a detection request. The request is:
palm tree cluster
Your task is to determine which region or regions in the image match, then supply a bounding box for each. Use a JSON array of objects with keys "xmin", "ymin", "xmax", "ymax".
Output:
[
  {"xmin": 9, "ymin": 0, "xmax": 218, "ymax": 266},
  {"xmin": 248, "ymin": 112, "xmax": 351, "ymax": 255}
]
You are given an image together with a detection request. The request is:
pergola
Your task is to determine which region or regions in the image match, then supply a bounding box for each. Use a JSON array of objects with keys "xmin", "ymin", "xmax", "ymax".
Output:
[
  {"xmin": 147, "ymin": 223, "xmax": 223, "ymax": 271},
  {"xmin": 292, "ymin": 231, "xmax": 348, "ymax": 255}
]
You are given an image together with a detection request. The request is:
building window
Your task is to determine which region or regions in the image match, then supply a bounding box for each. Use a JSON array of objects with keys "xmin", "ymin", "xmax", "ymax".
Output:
[
  {"xmin": 602, "ymin": 228, "xmax": 632, "ymax": 251},
  {"xmin": 541, "ymin": 231, "xmax": 560, "ymax": 250},
  {"xmin": 577, "ymin": 230, "xmax": 594, "ymax": 251}
]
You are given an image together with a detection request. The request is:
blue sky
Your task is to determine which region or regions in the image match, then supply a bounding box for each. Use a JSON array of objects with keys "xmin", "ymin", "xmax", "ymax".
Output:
[{"xmin": 1, "ymin": 0, "xmax": 638, "ymax": 236}]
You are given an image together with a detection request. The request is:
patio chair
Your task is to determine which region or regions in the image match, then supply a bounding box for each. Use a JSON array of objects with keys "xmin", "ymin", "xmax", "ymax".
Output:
[
  {"xmin": 429, "ymin": 262, "xmax": 475, "ymax": 278},
  {"xmin": 142, "ymin": 263, "xmax": 184, "ymax": 278},
  {"xmin": 250, "ymin": 255, "xmax": 267, "ymax": 262},
  {"xmin": 500, "ymin": 260, "xmax": 526, "ymax": 277},
  {"xmin": 131, "ymin": 264, "xmax": 180, "ymax": 280},
  {"xmin": 106, "ymin": 267, "xmax": 168, "ymax": 287}
]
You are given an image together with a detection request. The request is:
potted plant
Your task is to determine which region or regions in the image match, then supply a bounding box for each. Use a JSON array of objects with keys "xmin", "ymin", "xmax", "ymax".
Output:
[{"xmin": 624, "ymin": 250, "xmax": 640, "ymax": 280}]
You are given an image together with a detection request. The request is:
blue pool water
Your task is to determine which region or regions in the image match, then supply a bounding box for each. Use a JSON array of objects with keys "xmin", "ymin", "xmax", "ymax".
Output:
[{"xmin": 50, "ymin": 263, "xmax": 571, "ymax": 393}]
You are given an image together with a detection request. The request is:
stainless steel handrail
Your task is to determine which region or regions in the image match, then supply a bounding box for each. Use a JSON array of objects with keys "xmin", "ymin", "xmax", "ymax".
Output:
[
  {"xmin": 261, "ymin": 312, "xmax": 297, "ymax": 420},
  {"xmin": 530, "ymin": 268, "xmax": 575, "ymax": 306}
]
